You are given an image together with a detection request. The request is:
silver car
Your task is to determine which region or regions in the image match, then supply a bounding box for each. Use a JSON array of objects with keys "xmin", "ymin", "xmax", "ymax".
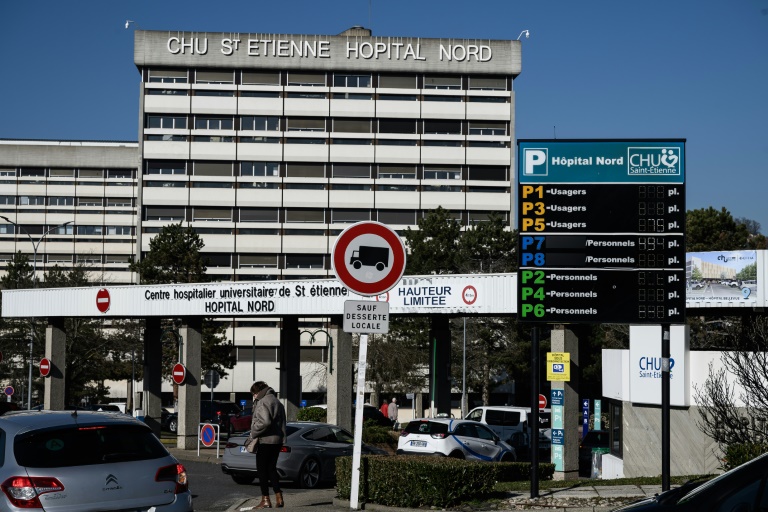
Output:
[
  {"xmin": 0, "ymin": 410, "xmax": 192, "ymax": 511},
  {"xmin": 221, "ymin": 421, "xmax": 387, "ymax": 488}
]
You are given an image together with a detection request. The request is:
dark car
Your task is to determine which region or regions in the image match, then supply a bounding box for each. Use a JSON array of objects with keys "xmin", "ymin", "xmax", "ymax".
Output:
[
  {"xmin": 614, "ymin": 452, "xmax": 768, "ymax": 511},
  {"xmin": 163, "ymin": 400, "xmax": 241, "ymax": 433},
  {"xmin": 358, "ymin": 404, "xmax": 393, "ymax": 427},
  {"xmin": 222, "ymin": 421, "xmax": 387, "ymax": 488},
  {"xmin": 579, "ymin": 430, "xmax": 610, "ymax": 476},
  {"xmin": 229, "ymin": 405, "xmax": 253, "ymax": 435},
  {"xmin": 0, "ymin": 402, "xmax": 20, "ymax": 416}
]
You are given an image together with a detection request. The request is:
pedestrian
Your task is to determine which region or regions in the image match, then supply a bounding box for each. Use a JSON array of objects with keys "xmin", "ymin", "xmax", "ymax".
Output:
[
  {"xmin": 247, "ymin": 381, "xmax": 287, "ymax": 509},
  {"xmin": 388, "ymin": 397, "xmax": 399, "ymax": 430},
  {"xmin": 380, "ymin": 399, "xmax": 389, "ymax": 419}
]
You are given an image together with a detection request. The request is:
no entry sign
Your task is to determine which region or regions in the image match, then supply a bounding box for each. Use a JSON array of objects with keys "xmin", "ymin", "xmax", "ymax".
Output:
[
  {"xmin": 172, "ymin": 363, "xmax": 187, "ymax": 385},
  {"xmin": 96, "ymin": 288, "xmax": 111, "ymax": 313},
  {"xmin": 39, "ymin": 358, "xmax": 52, "ymax": 377},
  {"xmin": 539, "ymin": 394, "xmax": 547, "ymax": 409},
  {"xmin": 332, "ymin": 222, "xmax": 406, "ymax": 296}
]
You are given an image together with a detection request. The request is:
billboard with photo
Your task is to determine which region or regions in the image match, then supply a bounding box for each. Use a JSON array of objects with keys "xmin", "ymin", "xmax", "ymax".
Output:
[{"xmin": 686, "ymin": 250, "xmax": 764, "ymax": 308}]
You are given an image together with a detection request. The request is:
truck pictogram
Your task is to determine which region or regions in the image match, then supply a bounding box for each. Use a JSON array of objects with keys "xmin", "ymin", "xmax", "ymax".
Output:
[{"xmin": 350, "ymin": 246, "xmax": 389, "ymax": 271}]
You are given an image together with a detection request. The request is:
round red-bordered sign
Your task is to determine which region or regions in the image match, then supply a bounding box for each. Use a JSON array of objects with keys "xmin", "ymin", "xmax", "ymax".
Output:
[
  {"xmin": 539, "ymin": 394, "xmax": 547, "ymax": 409},
  {"xmin": 39, "ymin": 358, "xmax": 52, "ymax": 377},
  {"xmin": 200, "ymin": 423, "xmax": 216, "ymax": 447},
  {"xmin": 96, "ymin": 288, "xmax": 111, "ymax": 313},
  {"xmin": 332, "ymin": 222, "xmax": 406, "ymax": 296},
  {"xmin": 462, "ymin": 285, "xmax": 478, "ymax": 305},
  {"xmin": 172, "ymin": 363, "xmax": 187, "ymax": 385}
]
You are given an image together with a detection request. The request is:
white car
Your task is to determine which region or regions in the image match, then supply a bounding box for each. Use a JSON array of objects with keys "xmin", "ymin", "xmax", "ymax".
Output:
[{"xmin": 396, "ymin": 418, "xmax": 516, "ymax": 462}]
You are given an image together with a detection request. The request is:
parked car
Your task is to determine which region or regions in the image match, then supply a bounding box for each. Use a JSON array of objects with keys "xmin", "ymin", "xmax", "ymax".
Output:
[
  {"xmin": 163, "ymin": 400, "xmax": 241, "ymax": 433},
  {"xmin": 579, "ymin": 430, "xmax": 610, "ymax": 476},
  {"xmin": 221, "ymin": 421, "xmax": 387, "ymax": 488},
  {"xmin": 397, "ymin": 418, "xmax": 516, "ymax": 462},
  {"xmin": 301, "ymin": 404, "xmax": 394, "ymax": 428},
  {"xmin": 464, "ymin": 405, "xmax": 550, "ymax": 458},
  {"xmin": 614, "ymin": 452, "xmax": 768, "ymax": 510},
  {"xmin": 0, "ymin": 402, "xmax": 20, "ymax": 416},
  {"xmin": 228, "ymin": 405, "xmax": 253, "ymax": 434},
  {"xmin": 0, "ymin": 410, "xmax": 192, "ymax": 511}
]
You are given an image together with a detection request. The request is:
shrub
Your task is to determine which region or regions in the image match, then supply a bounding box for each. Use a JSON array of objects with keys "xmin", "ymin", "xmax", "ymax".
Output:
[
  {"xmin": 296, "ymin": 407, "xmax": 326, "ymax": 422},
  {"xmin": 722, "ymin": 442, "xmax": 768, "ymax": 471}
]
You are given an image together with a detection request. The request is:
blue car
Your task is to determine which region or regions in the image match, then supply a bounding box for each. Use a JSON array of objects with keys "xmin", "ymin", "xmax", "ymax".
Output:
[{"xmin": 397, "ymin": 418, "xmax": 516, "ymax": 462}]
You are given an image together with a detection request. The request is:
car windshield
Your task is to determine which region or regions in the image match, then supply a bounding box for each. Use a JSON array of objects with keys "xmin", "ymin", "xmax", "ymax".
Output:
[
  {"xmin": 14, "ymin": 424, "xmax": 169, "ymax": 468},
  {"xmin": 404, "ymin": 421, "xmax": 448, "ymax": 436}
]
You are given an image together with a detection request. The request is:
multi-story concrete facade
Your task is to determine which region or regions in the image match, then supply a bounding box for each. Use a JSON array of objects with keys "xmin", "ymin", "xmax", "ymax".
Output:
[{"xmin": 0, "ymin": 27, "xmax": 521, "ymax": 405}]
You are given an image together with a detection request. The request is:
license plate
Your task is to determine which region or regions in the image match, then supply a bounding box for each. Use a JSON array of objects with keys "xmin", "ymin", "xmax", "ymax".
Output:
[{"xmin": 411, "ymin": 440, "xmax": 427, "ymax": 447}]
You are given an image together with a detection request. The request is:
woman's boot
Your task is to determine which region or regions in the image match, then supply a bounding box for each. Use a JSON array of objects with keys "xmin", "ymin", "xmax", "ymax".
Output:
[
  {"xmin": 275, "ymin": 491, "xmax": 284, "ymax": 508},
  {"xmin": 254, "ymin": 495, "xmax": 272, "ymax": 509}
]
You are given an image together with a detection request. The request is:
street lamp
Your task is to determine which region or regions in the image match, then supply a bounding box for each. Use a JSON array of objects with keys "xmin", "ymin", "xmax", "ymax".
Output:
[
  {"xmin": 0, "ymin": 216, "xmax": 73, "ymax": 409},
  {"xmin": 299, "ymin": 329, "xmax": 334, "ymax": 374}
]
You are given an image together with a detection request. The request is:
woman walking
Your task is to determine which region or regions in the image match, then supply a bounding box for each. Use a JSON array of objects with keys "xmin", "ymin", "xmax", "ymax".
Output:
[{"xmin": 247, "ymin": 381, "xmax": 287, "ymax": 509}]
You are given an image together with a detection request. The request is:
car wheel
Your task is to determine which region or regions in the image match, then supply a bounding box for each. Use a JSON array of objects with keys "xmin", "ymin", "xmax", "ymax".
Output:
[
  {"xmin": 298, "ymin": 458, "xmax": 321, "ymax": 489},
  {"xmin": 232, "ymin": 473, "xmax": 255, "ymax": 485},
  {"xmin": 449, "ymin": 451, "xmax": 465, "ymax": 459},
  {"xmin": 169, "ymin": 418, "xmax": 177, "ymax": 433}
]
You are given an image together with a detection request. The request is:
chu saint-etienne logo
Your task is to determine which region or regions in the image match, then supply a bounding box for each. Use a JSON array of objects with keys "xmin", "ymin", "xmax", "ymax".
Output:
[
  {"xmin": 628, "ymin": 147, "xmax": 681, "ymax": 176},
  {"xmin": 523, "ymin": 148, "xmax": 548, "ymax": 176}
]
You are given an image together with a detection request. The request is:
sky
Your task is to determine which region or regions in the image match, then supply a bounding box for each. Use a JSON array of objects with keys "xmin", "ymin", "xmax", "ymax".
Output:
[{"xmin": 1, "ymin": 1, "xmax": 766, "ymax": 233}]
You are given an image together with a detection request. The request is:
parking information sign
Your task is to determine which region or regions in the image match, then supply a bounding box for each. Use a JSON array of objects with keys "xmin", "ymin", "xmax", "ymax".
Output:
[
  {"xmin": 517, "ymin": 139, "xmax": 686, "ymax": 324},
  {"xmin": 546, "ymin": 352, "xmax": 570, "ymax": 381},
  {"xmin": 344, "ymin": 300, "xmax": 389, "ymax": 334}
]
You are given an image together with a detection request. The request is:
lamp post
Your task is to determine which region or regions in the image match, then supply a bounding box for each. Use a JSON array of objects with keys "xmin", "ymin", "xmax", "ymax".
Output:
[
  {"xmin": 299, "ymin": 329, "xmax": 334, "ymax": 375},
  {"xmin": 0, "ymin": 216, "xmax": 73, "ymax": 409}
]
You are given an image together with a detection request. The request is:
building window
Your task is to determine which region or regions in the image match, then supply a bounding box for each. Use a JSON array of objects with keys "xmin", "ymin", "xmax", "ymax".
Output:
[
  {"xmin": 0, "ymin": 196, "xmax": 16, "ymax": 205},
  {"xmin": 285, "ymin": 254, "xmax": 324, "ymax": 269},
  {"xmin": 107, "ymin": 169, "xmax": 135, "ymax": 179},
  {"xmin": 424, "ymin": 75, "xmax": 461, "ymax": 90},
  {"xmin": 241, "ymin": 116, "xmax": 279, "ymax": 131},
  {"xmin": 242, "ymin": 71, "xmax": 281, "ymax": 85},
  {"xmin": 239, "ymin": 208, "xmax": 279, "ymax": 223},
  {"xmin": 78, "ymin": 169, "xmax": 104, "ymax": 178},
  {"xmin": 194, "ymin": 116, "xmax": 234, "ymax": 130},
  {"xmin": 287, "ymin": 72, "xmax": 325, "ymax": 86},
  {"xmin": 146, "ymin": 89, "xmax": 188, "ymax": 96},
  {"xmin": 331, "ymin": 209, "xmax": 370, "ymax": 223},
  {"xmin": 145, "ymin": 181, "xmax": 186, "ymax": 188},
  {"xmin": 107, "ymin": 226, "xmax": 132, "ymax": 235},
  {"xmin": 423, "ymin": 120, "xmax": 462, "ymax": 135},
  {"xmin": 19, "ymin": 196, "xmax": 45, "ymax": 206},
  {"xmin": 77, "ymin": 225, "xmax": 103, "ymax": 235},
  {"xmin": 424, "ymin": 167, "xmax": 462, "ymax": 180},
  {"xmin": 237, "ymin": 347, "xmax": 278, "ymax": 362},
  {"xmin": 239, "ymin": 255, "xmax": 278, "ymax": 268},
  {"xmin": 424, "ymin": 95, "xmax": 463, "ymax": 102},
  {"xmin": 240, "ymin": 90, "xmax": 280, "ymax": 98},
  {"xmin": 331, "ymin": 93, "xmax": 371, "ymax": 100},
  {"xmin": 286, "ymin": 92, "xmax": 326, "ymax": 99},
  {"xmin": 468, "ymin": 76, "xmax": 507, "ymax": 91},
  {"xmin": 379, "ymin": 119, "xmax": 417, "ymax": 134},
  {"xmin": 147, "ymin": 116, "xmax": 187, "ymax": 129},
  {"xmin": 377, "ymin": 165, "xmax": 416, "ymax": 179},
  {"xmin": 148, "ymin": 69, "xmax": 188, "ymax": 83},
  {"xmin": 193, "ymin": 208, "xmax": 232, "ymax": 221},
  {"xmin": 285, "ymin": 183, "xmax": 324, "ymax": 190},
  {"xmin": 49, "ymin": 169, "xmax": 75, "ymax": 177},
  {"xmin": 145, "ymin": 207, "xmax": 185, "ymax": 221},
  {"xmin": 196, "ymin": 71, "xmax": 234, "ymax": 84},
  {"xmin": 378, "ymin": 184, "xmax": 417, "ymax": 191},
  {"xmin": 193, "ymin": 162, "xmax": 232, "ymax": 176},
  {"xmin": 206, "ymin": 253, "xmax": 232, "ymax": 267},
  {"xmin": 467, "ymin": 96, "xmax": 508, "ymax": 103},
  {"xmin": 378, "ymin": 94, "xmax": 418, "ymax": 101},
  {"xmin": 239, "ymin": 182, "xmax": 279, "ymax": 189},
  {"xmin": 191, "ymin": 182, "xmax": 233, "ymax": 188},
  {"xmin": 378, "ymin": 74, "xmax": 417, "ymax": 89},
  {"xmin": 332, "ymin": 138, "xmax": 372, "ymax": 145},
  {"xmin": 146, "ymin": 161, "xmax": 186, "ymax": 175},
  {"xmin": 239, "ymin": 137, "xmax": 280, "ymax": 144},
  {"xmin": 423, "ymin": 140, "xmax": 462, "ymax": 147},
  {"xmin": 286, "ymin": 118, "xmax": 325, "ymax": 132},
  {"xmin": 20, "ymin": 167, "xmax": 45, "ymax": 177},
  {"xmin": 105, "ymin": 254, "xmax": 131, "ymax": 263},
  {"xmin": 194, "ymin": 90, "xmax": 234, "ymax": 97},
  {"xmin": 609, "ymin": 400, "xmax": 622, "ymax": 458},
  {"xmin": 78, "ymin": 198, "xmax": 103, "ymax": 207},
  {"xmin": 467, "ymin": 186, "xmax": 507, "ymax": 193},
  {"xmin": 107, "ymin": 198, "xmax": 133, "ymax": 207},
  {"xmin": 423, "ymin": 185, "xmax": 462, "ymax": 192},
  {"xmin": 468, "ymin": 121, "xmax": 507, "ymax": 136},
  {"xmin": 467, "ymin": 211, "xmax": 507, "ymax": 224},
  {"xmin": 333, "ymin": 119, "xmax": 371, "ymax": 133},
  {"xmin": 378, "ymin": 210, "xmax": 416, "ymax": 225},
  {"xmin": 241, "ymin": 162, "xmax": 279, "ymax": 177},
  {"xmin": 377, "ymin": 139, "xmax": 418, "ymax": 146},
  {"xmin": 285, "ymin": 209, "xmax": 324, "ymax": 223},
  {"xmin": 192, "ymin": 136, "xmax": 234, "ymax": 143},
  {"xmin": 286, "ymin": 164, "xmax": 325, "ymax": 178},
  {"xmin": 0, "ymin": 169, "xmax": 17, "ymax": 177},
  {"xmin": 332, "ymin": 164, "xmax": 370, "ymax": 178},
  {"xmin": 468, "ymin": 167, "xmax": 507, "ymax": 181},
  {"xmin": 51, "ymin": 224, "xmax": 74, "ymax": 235},
  {"xmin": 333, "ymin": 74, "xmax": 371, "ymax": 88},
  {"xmin": 146, "ymin": 134, "xmax": 187, "ymax": 142}
]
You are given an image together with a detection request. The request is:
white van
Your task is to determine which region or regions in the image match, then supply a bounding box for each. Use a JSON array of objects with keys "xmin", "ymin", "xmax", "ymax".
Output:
[{"xmin": 465, "ymin": 406, "xmax": 551, "ymax": 454}]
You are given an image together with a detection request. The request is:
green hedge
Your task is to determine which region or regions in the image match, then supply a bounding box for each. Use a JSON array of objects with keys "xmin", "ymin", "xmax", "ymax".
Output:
[
  {"xmin": 336, "ymin": 455, "xmax": 554, "ymax": 508},
  {"xmin": 295, "ymin": 408, "xmax": 392, "ymax": 444},
  {"xmin": 723, "ymin": 443, "xmax": 768, "ymax": 471}
]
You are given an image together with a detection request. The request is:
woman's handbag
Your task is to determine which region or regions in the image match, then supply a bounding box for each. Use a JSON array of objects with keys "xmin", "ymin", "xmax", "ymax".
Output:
[{"xmin": 245, "ymin": 436, "xmax": 259, "ymax": 453}]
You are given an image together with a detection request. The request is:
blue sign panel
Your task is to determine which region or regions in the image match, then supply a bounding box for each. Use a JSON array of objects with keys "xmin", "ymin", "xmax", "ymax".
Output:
[
  {"xmin": 551, "ymin": 428, "xmax": 564, "ymax": 445},
  {"xmin": 551, "ymin": 389, "xmax": 564, "ymax": 407},
  {"xmin": 582, "ymin": 399, "xmax": 590, "ymax": 436},
  {"xmin": 301, "ymin": 399, "xmax": 307, "ymax": 408}
]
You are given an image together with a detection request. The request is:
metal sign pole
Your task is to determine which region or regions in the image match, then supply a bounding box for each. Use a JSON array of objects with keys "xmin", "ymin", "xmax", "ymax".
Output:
[{"xmin": 350, "ymin": 333, "xmax": 369, "ymax": 510}]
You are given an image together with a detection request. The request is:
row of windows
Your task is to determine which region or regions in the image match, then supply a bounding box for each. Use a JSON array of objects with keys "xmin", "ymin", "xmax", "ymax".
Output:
[
  {"xmin": 0, "ymin": 168, "xmax": 135, "ymax": 178},
  {"xmin": 235, "ymin": 346, "xmax": 326, "ymax": 364},
  {"xmin": 0, "ymin": 224, "xmax": 133, "ymax": 236},
  {"xmin": 143, "ymin": 207, "xmax": 508, "ymax": 225},
  {"xmin": 142, "ymin": 182, "xmax": 506, "ymax": 194},
  {"xmin": 146, "ymin": 115, "xmax": 508, "ymax": 135},
  {"xmin": 145, "ymin": 135, "xmax": 509, "ymax": 147},
  {"xmin": 146, "ymin": 90, "xmax": 509, "ymax": 103},
  {"xmin": 145, "ymin": 161, "xmax": 508, "ymax": 180},
  {"xmin": 0, "ymin": 254, "xmax": 132, "ymax": 264},
  {"xmin": 0, "ymin": 197, "xmax": 134, "ymax": 206},
  {"xmin": 147, "ymin": 69, "xmax": 510, "ymax": 91}
]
